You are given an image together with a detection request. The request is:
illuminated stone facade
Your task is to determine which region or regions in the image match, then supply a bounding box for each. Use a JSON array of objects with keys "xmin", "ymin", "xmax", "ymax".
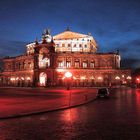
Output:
[{"xmin": 0, "ymin": 29, "xmax": 131, "ymax": 87}]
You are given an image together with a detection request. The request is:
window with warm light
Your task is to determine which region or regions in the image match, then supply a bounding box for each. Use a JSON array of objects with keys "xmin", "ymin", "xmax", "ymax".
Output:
[
  {"xmin": 58, "ymin": 61, "xmax": 64, "ymax": 68},
  {"xmin": 39, "ymin": 72, "xmax": 47, "ymax": 86},
  {"xmin": 39, "ymin": 58, "xmax": 50, "ymax": 68},
  {"xmin": 90, "ymin": 62, "xmax": 94, "ymax": 68},
  {"xmin": 75, "ymin": 61, "xmax": 80, "ymax": 68},
  {"xmin": 83, "ymin": 61, "xmax": 88, "ymax": 68},
  {"xmin": 62, "ymin": 44, "xmax": 65, "ymax": 47},
  {"xmin": 66, "ymin": 61, "xmax": 71, "ymax": 68},
  {"xmin": 28, "ymin": 62, "xmax": 31, "ymax": 68}
]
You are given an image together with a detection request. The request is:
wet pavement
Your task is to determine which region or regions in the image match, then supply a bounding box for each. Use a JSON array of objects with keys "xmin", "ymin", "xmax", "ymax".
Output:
[
  {"xmin": 0, "ymin": 88, "xmax": 97, "ymax": 118},
  {"xmin": 0, "ymin": 88, "xmax": 140, "ymax": 140}
]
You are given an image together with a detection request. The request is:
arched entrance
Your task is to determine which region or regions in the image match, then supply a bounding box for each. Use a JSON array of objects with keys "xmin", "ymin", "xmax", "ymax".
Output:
[{"xmin": 39, "ymin": 72, "xmax": 47, "ymax": 86}]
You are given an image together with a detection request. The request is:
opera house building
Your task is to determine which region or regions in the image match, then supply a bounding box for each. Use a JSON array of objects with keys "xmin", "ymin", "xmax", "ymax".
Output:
[{"xmin": 0, "ymin": 28, "xmax": 131, "ymax": 87}]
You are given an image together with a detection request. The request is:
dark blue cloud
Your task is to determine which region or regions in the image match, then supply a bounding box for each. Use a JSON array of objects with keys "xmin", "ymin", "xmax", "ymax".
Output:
[
  {"xmin": 0, "ymin": 0, "xmax": 140, "ymax": 69},
  {"xmin": 0, "ymin": 40, "xmax": 27, "ymax": 57},
  {"xmin": 121, "ymin": 58, "xmax": 140, "ymax": 69}
]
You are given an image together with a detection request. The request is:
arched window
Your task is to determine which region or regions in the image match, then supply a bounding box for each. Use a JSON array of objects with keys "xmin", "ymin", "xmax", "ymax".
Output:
[
  {"xmin": 39, "ymin": 58, "xmax": 50, "ymax": 68},
  {"xmin": 19, "ymin": 62, "xmax": 21, "ymax": 70},
  {"xmin": 68, "ymin": 44, "xmax": 71, "ymax": 47},
  {"xmin": 23, "ymin": 61, "xmax": 26, "ymax": 69},
  {"xmin": 39, "ymin": 72, "xmax": 47, "ymax": 86},
  {"xmin": 62, "ymin": 44, "xmax": 65, "ymax": 47},
  {"xmin": 79, "ymin": 44, "xmax": 82, "ymax": 48},
  {"xmin": 85, "ymin": 45, "xmax": 87, "ymax": 48},
  {"xmin": 28, "ymin": 62, "xmax": 31, "ymax": 69},
  {"xmin": 75, "ymin": 60, "xmax": 80, "ymax": 68},
  {"xmin": 90, "ymin": 61, "xmax": 95, "ymax": 68},
  {"xmin": 83, "ymin": 60, "xmax": 88, "ymax": 68},
  {"xmin": 66, "ymin": 61, "xmax": 71, "ymax": 68},
  {"xmin": 58, "ymin": 61, "xmax": 64, "ymax": 68}
]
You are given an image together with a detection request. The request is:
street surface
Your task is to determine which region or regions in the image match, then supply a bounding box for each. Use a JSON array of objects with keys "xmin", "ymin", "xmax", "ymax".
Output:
[
  {"xmin": 0, "ymin": 88, "xmax": 140, "ymax": 140},
  {"xmin": 0, "ymin": 88, "xmax": 97, "ymax": 118}
]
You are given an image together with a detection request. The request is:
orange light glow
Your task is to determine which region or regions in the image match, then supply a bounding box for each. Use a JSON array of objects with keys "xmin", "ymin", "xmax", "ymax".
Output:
[
  {"xmin": 16, "ymin": 77, "xmax": 19, "ymax": 80},
  {"xmin": 27, "ymin": 77, "xmax": 31, "ymax": 80},
  {"xmin": 115, "ymin": 76, "xmax": 120, "ymax": 80},
  {"xmin": 126, "ymin": 76, "xmax": 131, "ymax": 80},
  {"xmin": 90, "ymin": 76, "xmax": 95, "ymax": 80},
  {"xmin": 98, "ymin": 76, "xmax": 103, "ymax": 80},
  {"xmin": 10, "ymin": 77, "xmax": 15, "ymax": 81},
  {"xmin": 56, "ymin": 68, "xmax": 65, "ymax": 72},
  {"xmin": 73, "ymin": 76, "xmax": 77, "ymax": 79},
  {"xmin": 39, "ymin": 72, "xmax": 47, "ymax": 86},
  {"xmin": 62, "ymin": 77, "xmax": 65, "ymax": 80},
  {"xmin": 80, "ymin": 76, "xmax": 86, "ymax": 80},
  {"xmin": 21, "ymin": 77, "xmax": 24, "ymax": 80}
]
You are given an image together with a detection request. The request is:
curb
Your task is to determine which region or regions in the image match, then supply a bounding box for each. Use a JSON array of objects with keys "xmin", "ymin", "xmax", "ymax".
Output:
[{"xmin": 0, "ymin": 97, "xmax": 97, "ymax": 120}]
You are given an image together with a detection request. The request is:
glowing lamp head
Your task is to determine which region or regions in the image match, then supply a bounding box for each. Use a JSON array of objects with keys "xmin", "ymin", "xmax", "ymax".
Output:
[
  {"xmin": 137, "ymin": 78, "xmax": 140, "ymax": 81},
  {"xmin": 65, "ymin": 72, "xmax": 72, "ymax": 78}
]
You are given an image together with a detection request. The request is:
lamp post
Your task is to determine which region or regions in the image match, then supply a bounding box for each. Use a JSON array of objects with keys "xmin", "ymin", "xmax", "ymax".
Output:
[
  {"xmin": 65, "ymin": 71, "xmax": 72, "ymax": 106},
  {"xmin": 136, "ymin": 77, "xmax": 140, "ymax": 88},
  {"xmin": 65, "ymin": 71, "xmax": 72, "ymax": 90}
]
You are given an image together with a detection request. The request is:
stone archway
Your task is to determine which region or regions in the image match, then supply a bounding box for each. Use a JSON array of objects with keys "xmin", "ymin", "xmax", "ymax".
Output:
[{"xmin": 39, "ymin": 72, "xmax": 47, "ymax": 86}]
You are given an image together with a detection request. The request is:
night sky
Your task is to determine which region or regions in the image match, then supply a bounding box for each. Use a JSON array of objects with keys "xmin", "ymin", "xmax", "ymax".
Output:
[{"xmin": 0, "ymin": 0, "xmax": 140, "ymax": 69}]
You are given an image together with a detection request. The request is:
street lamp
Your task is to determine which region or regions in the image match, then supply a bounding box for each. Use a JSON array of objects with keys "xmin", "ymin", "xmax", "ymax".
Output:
[
  {"xmin": 65, "ymin": 71, "xmax": 72, "ymax": 78},
  {"xmin": 65, "ymin": 71, "xmax": 72, "ymax": 106},
  {"xmin": 65, "ymin": 71, "xmax": 72, "ymax": 90},
  {"xmin": 136, "ymin": 78, "xmax": 140, "ymax": 82},
  {"xmin": 136, "ymin": 77, "xmax": 140, "ymax": 87}
]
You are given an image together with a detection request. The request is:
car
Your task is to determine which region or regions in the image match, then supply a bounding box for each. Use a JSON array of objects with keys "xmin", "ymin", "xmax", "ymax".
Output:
[{"xmin": 97, "ymin": 88, "xmax": 110, "ymax": 98}]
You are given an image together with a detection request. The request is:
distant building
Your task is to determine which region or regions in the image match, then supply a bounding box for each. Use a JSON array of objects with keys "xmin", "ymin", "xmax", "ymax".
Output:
[{"xmin": 0, "ymin": 28, "xmax": 131, "ymax": 87}]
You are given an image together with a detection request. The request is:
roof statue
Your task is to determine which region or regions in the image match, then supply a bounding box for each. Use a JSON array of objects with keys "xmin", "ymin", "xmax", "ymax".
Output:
[
  {"xmin": 44, "ymin": 29, "xmax": 51, "ymax": 35},
  {"xmin": 35, "ymin": 37, "xmax": 39, "ymax": 45},
  {"xmin": 88, "ymin": 32, "xmax": 92, "ymax": 36},
  {"xmin": 66, "ymin": 27, "xmax": 71, "ymax": 31}
]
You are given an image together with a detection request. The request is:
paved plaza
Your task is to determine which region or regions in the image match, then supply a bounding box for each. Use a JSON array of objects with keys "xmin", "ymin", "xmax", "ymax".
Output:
[{"xmin": 0, "ymin": 87, "xmax": 97, "ymax": 119}]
